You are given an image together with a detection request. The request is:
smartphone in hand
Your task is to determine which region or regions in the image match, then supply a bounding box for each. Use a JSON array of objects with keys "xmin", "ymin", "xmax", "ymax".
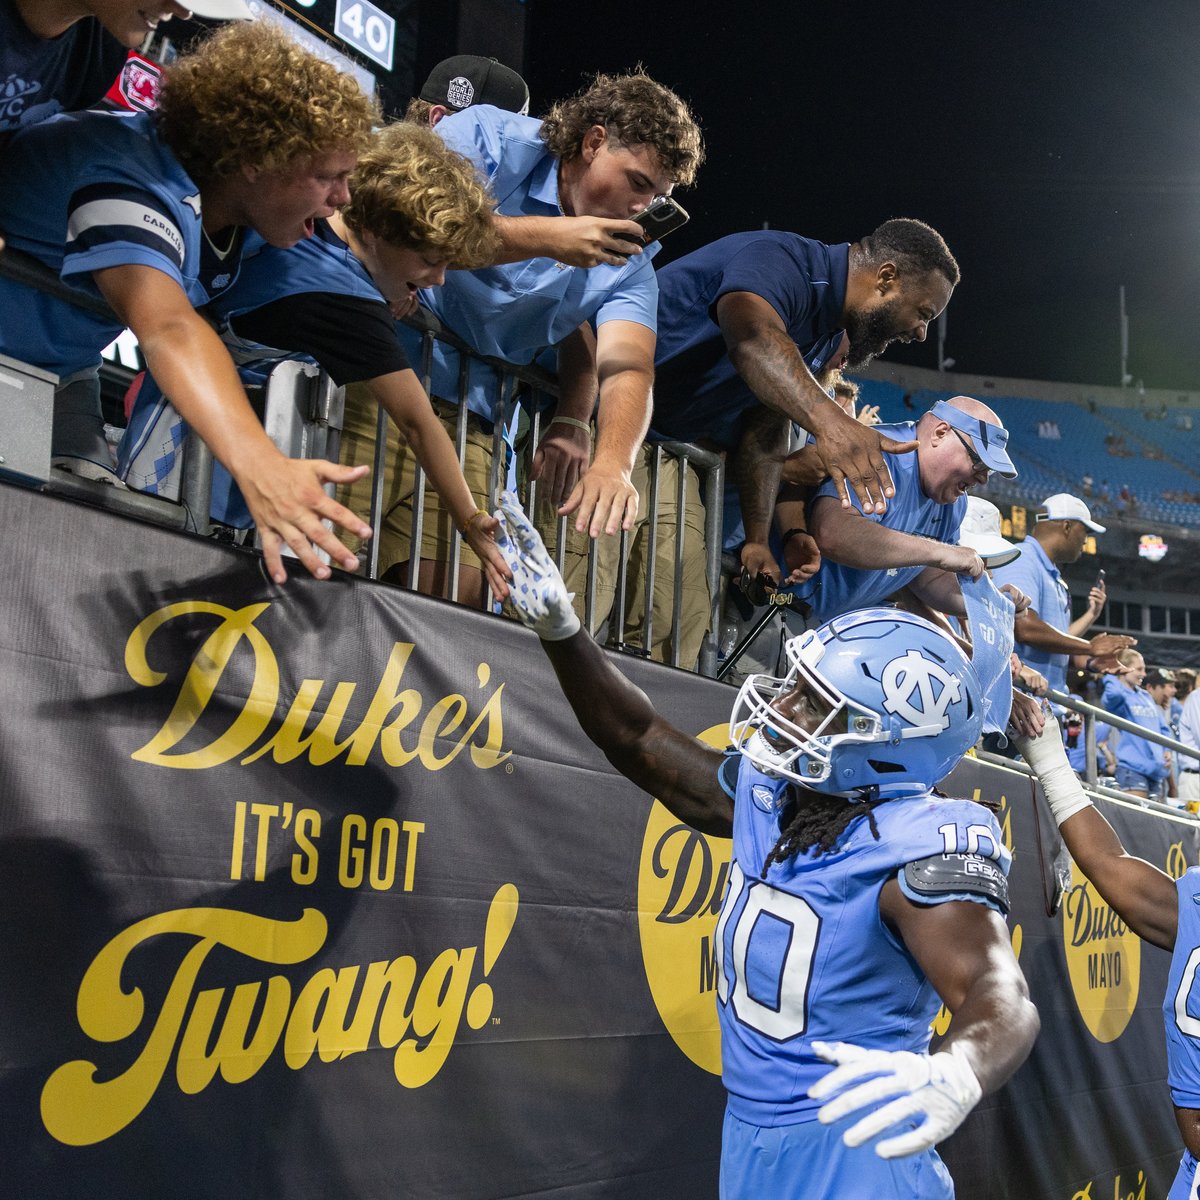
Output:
[{"xmin": 614, "ymin": 195, "xmax": 691, "ymax": 251}]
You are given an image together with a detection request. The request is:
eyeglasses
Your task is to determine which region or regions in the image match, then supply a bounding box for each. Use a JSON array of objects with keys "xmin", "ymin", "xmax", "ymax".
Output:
[{"xmin": 951, "ymin": 428, "xmax": 991, "ymax": 483}]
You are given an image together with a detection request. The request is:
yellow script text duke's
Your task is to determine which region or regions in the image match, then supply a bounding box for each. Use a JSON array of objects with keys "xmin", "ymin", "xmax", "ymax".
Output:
[{"xmin": 124, "ymin": 602, "xmax": 510, "ymax": 770}]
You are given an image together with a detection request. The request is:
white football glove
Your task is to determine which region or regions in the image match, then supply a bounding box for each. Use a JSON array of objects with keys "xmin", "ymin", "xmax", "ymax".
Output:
[
  {"xmin": 808, "ymin": 1040, "xmax": 982, "ymax": 1159},
  {"xmin": 495, "ymin": 492, "xmax": 581, "ymax": 642}
]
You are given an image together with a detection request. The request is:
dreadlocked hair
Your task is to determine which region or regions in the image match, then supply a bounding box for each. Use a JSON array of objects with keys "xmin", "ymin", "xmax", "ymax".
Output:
[{"xmin": 764, "ymin": 790, "xmax": 888, "ymax": 870}]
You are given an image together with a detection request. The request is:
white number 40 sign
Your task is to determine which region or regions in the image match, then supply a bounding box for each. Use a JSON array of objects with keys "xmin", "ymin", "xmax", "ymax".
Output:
[{"xmin": 335, "ymin": 0, "xmax": 395, "ymax": 71}]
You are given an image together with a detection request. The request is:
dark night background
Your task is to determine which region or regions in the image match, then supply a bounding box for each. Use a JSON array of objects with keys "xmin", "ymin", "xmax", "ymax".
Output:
[
  {"xmin": 518, "ymin": 0, "xmax": 1200, "ymax": 393},
  {"xmin": 216, "ymin": 2, "xmax": 1200, "ymax": 392},
  {"xmin": 405, "ymin": 0, "xmax": 1194, "ymax": 398}
]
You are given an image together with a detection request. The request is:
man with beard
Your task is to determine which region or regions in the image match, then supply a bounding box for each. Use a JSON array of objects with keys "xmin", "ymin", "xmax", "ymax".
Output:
[{"xmin": 575, "ymin": 219, "xmax": 957, "ymax": 668}]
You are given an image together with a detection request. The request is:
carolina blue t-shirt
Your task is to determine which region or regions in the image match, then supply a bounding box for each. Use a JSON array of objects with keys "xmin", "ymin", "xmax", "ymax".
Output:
[
  {"xmin": 991, "ymin": 536, "xmax": 1072, "ymax": 696},
  {"xmin": 0, "ymin": 109, "xmax": 209, "ymax": 377},
  {"xmin": 1102, "ymin": 676, "xmax": 1171, "ymax": 779},
  {"xmin": 649, "ymin": 231, "xmax": 849, "ymax": 450},
  {"xmin": 0, "ymin": 0, "xmax": 127, "ymax": 139},
  {"xmin": 716, "ymin": 753, "xmax": 1008, "ymax": 1126},
  {"xmin": 1166, "ymin": 869, "xmax": 1200, "ymax": 1108},
  {"xmin": 398, "ymin": 105, "xmax": 660, "ymax": 424},
  {"xmin": 790, "ymin": 422, "xmax": 966, "ymax": 623}
]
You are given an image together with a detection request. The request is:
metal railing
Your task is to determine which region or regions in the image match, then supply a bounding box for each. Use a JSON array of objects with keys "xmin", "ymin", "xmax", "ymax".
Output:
[
  {"xmin": 992, "ymin": 684, "xmax": 1200, "ymax": 817},
  {"xmin": 0, "ymin": 246, "xmax": 726, "ymax": 673}
]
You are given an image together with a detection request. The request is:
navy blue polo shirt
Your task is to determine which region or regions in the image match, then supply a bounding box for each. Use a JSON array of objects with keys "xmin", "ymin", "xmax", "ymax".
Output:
[{"xmin": 649, "ymin": 231, "xmax": 849, "ymax": 449}]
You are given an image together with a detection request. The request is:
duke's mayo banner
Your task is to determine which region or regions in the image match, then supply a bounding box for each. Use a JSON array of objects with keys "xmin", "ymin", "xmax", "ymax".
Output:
[{"xmin": 0, "ymin": 484, "xmax": 1194, "ymax": 1199}]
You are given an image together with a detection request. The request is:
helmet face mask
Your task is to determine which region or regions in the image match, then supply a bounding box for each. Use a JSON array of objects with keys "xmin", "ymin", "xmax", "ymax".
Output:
[{"xmin": 729, "ymin": 608, "xmax": 982, "ymax": 798}]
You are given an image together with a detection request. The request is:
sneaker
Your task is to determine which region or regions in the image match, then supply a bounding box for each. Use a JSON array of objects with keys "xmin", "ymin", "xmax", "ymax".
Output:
[{"xmin": 51, "ymin": 456, "xmax": 128, "ymax": 488}]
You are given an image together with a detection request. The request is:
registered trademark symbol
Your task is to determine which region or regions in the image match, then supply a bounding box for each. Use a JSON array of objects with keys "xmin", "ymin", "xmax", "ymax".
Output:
[{"xmin": 505, "ymin": 763, "xmax": 514, "ymax": 774}]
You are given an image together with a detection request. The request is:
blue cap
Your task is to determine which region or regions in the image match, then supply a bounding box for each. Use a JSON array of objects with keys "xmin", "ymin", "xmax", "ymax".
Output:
[{"xmin": 929, "ymin": 400, "xmax": 1017, "ymax": 478}]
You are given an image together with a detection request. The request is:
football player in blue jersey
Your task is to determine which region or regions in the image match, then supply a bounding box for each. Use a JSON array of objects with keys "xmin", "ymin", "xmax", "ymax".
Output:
[
  {"xmin": 1014, "ymin": 718, "xmax": 1199, "ymax": 1199},
  {"xmin": 0, "ymin": 20, "xmax": 376, "ymax": 584},
  {"xmin": 493, "ymin": 493, "xmax": 1041, "ymax": 1199}
]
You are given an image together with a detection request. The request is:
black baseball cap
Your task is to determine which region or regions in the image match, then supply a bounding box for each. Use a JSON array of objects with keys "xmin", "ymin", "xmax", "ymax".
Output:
[{"xmin": 418, "ymin": 56, "xmax": 530, "ymax": 115}]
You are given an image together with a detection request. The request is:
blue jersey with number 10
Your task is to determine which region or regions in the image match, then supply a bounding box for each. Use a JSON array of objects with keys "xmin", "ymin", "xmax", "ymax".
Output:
[{"xmin": 715, "ymin": 755, "xmax": 1010, "ymax": 1127}]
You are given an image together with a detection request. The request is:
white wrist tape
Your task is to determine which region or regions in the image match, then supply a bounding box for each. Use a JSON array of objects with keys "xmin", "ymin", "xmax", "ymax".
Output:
[{"xmin": 1015, "ymin": 714, "xmax": 1094, "ymax": 826}]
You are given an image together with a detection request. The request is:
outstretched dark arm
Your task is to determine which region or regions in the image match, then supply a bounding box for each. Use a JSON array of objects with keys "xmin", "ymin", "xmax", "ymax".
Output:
[{"xmin": 541, "ymin": 631, "xmax": 733, "ymax": 836}]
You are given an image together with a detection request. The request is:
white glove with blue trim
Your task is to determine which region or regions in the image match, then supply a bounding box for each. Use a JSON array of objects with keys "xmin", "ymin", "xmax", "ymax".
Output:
[
  {"xmin": 808, "ymin": 1040, "xmax": 982, "ymax": 1159},
  {"xmin": 495, "ymin": 492, "xmax": 581, "ymax": 642}
]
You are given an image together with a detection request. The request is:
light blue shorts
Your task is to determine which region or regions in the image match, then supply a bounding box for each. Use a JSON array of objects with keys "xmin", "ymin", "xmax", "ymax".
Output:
[
  {"xmin": 1167, "ymin": 1149, "xmax": 1198, "ymax": 1200},
  {"xmin": 719, "ymin": 1106, "xmax": 955, "ymax": 1200}
]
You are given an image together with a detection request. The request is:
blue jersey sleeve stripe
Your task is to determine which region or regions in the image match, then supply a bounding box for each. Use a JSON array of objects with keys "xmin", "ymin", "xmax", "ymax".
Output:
[{"xmin": 67, "ymin": 197, "xmax": 185, "ymax": 271}]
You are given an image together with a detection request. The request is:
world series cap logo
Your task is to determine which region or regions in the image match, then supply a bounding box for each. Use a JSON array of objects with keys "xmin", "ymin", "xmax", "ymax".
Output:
[
  {"xmin": 446, "ymin": 76, "xmax": 475, "ymax": 108},
  {"xmin": 637, "ymin": 723, "xmax": 731, "ymax": 1074}
]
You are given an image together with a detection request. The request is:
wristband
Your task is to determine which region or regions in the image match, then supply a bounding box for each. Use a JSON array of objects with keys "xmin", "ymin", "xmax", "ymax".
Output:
[
  {"xmin": 456, "ymin": 508, "xmax": 490, "ymax": 535},
  {"xmin": 548, "ymin": 416, "xmax": 593, "ymax": 438},
  {"xmin": 781, "ymin": 527, "xmax": 807, "ymax": 549}
]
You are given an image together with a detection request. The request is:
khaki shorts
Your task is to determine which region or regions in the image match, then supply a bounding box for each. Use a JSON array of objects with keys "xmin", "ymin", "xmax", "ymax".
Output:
[
  {"xmin": 336, "ymin": 383, "xmax": 496, "ymax": 574},
  {"xmin": 529, "ymin": 440, "xmax": 711, "ymax": 669}
]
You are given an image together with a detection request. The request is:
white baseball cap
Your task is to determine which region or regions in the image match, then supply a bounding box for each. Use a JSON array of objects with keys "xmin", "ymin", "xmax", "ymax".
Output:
[
  {"xmin": 1036, "ymin": 493, "xmax": 1106, "ymax": 533},
  {"xmin": 957, "ymin": 497, "xmax": 1022, "ymax": 568},
  {"xmin": 188, "ymin": 0, "xmax": 253, "ymax": 18}
]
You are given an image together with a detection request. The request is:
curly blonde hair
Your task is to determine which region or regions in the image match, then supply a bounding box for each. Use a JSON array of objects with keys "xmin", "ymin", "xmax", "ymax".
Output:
[
  {"xmin": 156, "ymin": 22, "xmax": 377, "ymax": 186},
  {"xmin": 540, "ymin": 70, "xmax": 703, "ymax": 186},
  {"xmin": 342, "ymin": 122, "xmax": 497, "ymax": 267}
]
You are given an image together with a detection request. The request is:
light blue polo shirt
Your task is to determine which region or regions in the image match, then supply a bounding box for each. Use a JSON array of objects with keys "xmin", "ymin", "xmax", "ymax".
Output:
[
  {"xmin": 790, "ymin": 421, "xmax": 966, "ymax": 623},
  {"xmin": 398, "ymin": 105, "xmax": 661, "ymax": 426},
  {"xmin": 991, "ymin": 535, "xmax": 1071, "ymax": 695}
]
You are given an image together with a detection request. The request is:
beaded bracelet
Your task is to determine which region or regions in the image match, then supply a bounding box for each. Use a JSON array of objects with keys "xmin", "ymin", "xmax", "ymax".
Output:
[{"xmin": 457, "ymin": 508, "xmax": 490, "ymax": 535}]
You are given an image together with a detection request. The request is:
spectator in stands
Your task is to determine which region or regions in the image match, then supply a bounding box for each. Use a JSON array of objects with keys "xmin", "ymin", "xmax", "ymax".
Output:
[
  {"xmin": 1103, "ymin": 650, "xmax": 1172, "ymax": 802},
  {"xmin": 404, "ymin": 54, "xmax": 529, "ymax": 128},
  {"xmin": 1179, "ymin": 672, "xmax": 1200, "ymax": 808},
  {"xmin": 1147, "ymin": 668, "xmax": 1180, "ymax": 799},
  {"xmin": 991, "ymin": 493, "xmax": 1133, "ymax": 698},
  {"xmin": 354, "ymin": 71, "xmax": 702, "ymax": 601},
  {"xmin": 0, "ymin": 21, "xmax": 376, "ymax": 583},
  {"xmin": 1176, "ymin": 668, "xmax": 1196, "ymax": 709},
  {"xmin": 605, "ymin": 219, "xmax": 960, "ymax": 666},
  {"xmin": 0, "ymin": 0, "xmax": 249, "ymax": 141},
  {"xmin": 1063, "ymin": 703, "xmax": 1116, "ymax": 781},
  {"xmin": 119, "ymin": 122, "xmax": 512, "ymax": 606},
  {"xmin": 788, "ymin": 396, "xmax": 1011, "ymax": 624}
]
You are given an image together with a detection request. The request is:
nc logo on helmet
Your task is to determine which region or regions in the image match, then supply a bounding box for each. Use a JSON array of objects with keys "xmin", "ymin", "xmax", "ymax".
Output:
[{"xmin": 880, "ymin": 650, "xmax": 961, "ymax": 729}]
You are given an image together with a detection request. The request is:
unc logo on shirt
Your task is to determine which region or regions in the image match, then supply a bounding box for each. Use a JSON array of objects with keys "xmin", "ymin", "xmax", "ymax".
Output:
[{"xmin": 880, "ymin": 649, "xmax": 961, "ymax": 730}]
